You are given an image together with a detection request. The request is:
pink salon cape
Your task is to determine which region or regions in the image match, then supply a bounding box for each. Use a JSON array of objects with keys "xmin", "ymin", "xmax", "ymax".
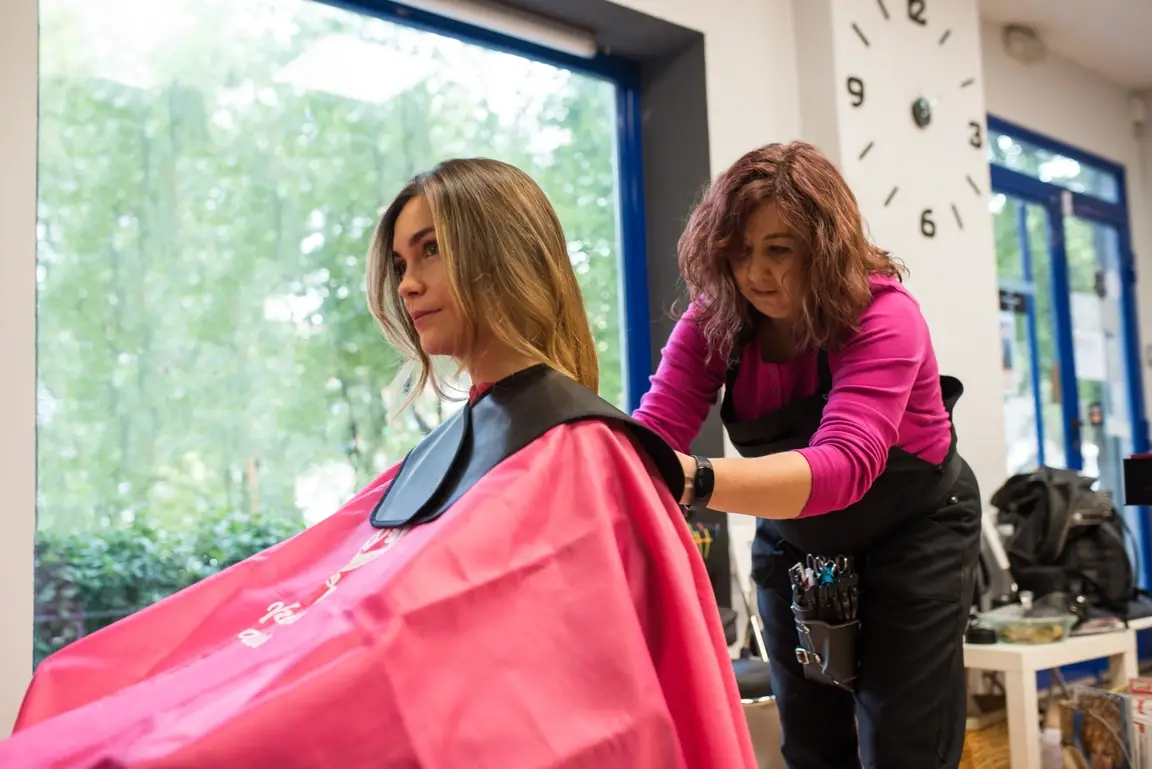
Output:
[{"xmin": 2, "ymin": 420, "xmax": 755, "ymax": 769}]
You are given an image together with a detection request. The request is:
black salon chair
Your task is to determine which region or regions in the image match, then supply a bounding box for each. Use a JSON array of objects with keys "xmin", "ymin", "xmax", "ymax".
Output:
[
  {"xmin": 719, "ymin": 606, "xmax": 773, "ymax": 699},
  {"xmin": 732, "ymin": 656, "xmax": 773, "ymax": 701},
  {"xmin": 719, "ymin": 607, "xmax": 738, "ymax": 645}
]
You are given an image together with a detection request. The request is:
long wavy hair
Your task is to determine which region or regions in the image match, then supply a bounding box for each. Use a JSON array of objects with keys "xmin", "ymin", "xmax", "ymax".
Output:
[
  {"xmin": 678, "ymin": 141, "xmax": 904, "ymax": 359},
  {"xmin": 366, "ymin": 158, "xmax": 598, "ymax": 401}
]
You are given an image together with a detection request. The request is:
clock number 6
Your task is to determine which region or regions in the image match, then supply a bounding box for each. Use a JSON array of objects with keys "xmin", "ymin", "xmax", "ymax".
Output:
[
  {"xmin": 846, "ymin": 77, "xmax": 865, "ymax": 108},
  {"xmin": 920, "ymin": 209, "xmax": 936, "ymax": 239},
  {"xmin": 908, "ymin": 0, "xmax": 927, "ymax": 26},
  {"xmin": 968, "ymin": 120, "xmax": 983, "ymax": 148}
]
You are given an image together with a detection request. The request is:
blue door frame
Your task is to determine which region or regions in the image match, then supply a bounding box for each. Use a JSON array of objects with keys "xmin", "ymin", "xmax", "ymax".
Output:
[
  {"xmin": 1012, "ymin": 201, "xmax": 1048, "ymax": 466},
  {"xmin": 988, "ymin": 115, "xmax": 1151, "ymax": 586}
]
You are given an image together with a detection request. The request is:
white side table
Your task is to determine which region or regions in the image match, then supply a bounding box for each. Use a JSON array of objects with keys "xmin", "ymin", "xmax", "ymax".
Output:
[
  {"xmin": 964, "ymin": 630, "xmax": 1138, "ymax": 769},
  {"xmin": 1127, "ymin": 615, "xmax": 1152, "ymax": 633}
]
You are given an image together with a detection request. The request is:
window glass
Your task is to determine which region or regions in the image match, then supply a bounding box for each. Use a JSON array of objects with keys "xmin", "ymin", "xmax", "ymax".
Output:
[
  {"xmin": 989, "ymin": 129, "xmax": 1121, "ymax": 203},
  {"xmin": 35, "ymin": 0, "xmax": 627, "ymax": 663},
  {"xmin": 990, "ymin": 194, "xmax": 1064, "ymax": 474}
]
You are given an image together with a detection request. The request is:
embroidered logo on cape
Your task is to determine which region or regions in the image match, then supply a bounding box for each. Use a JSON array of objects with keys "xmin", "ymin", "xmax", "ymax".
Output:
[{"xmin": 237, "ymin": 527, "xmax": 407, "ymax": 649}]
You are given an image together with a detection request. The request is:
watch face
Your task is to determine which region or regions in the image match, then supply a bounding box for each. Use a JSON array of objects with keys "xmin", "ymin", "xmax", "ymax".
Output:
[{"xmin": 840, "ymin": 0, "xmax": 985, "ymax": 242}]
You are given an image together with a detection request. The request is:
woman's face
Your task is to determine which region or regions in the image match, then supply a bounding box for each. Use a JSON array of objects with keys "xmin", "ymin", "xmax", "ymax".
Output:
[
  {"xmin": 392, "ymin": 195, "xmax": 465, "ymax": 357},
  {"xmin": 730, "ymin": 202, "xmax": 803, "ymax": 320}
]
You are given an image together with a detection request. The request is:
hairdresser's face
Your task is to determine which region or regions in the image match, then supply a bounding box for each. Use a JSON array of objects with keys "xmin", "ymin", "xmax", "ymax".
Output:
[
  {"xmin": 393, "ymin": 196, "xmax": 465, "ymax": 357},
  {"xmin": 731, "ymin": 202, "xmax": 802, "ymax": 320}
]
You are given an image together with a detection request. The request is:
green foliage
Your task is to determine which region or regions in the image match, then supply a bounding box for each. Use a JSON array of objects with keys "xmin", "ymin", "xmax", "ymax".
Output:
[{"xmin": 34, "ymin": 508, "xmax": 305, "ymax": 665}]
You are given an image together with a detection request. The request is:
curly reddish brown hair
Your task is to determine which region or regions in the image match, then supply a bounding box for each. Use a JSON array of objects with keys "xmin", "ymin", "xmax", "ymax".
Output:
[{"xmin": 678, "ymin": 141, "xmax": 904, "ymax": 359}]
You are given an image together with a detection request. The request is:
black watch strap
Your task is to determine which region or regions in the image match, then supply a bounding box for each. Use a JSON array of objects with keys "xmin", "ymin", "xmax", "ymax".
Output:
[{"xmin": 689, "ymin": 455, "xmax": 715, "ymax": 512}]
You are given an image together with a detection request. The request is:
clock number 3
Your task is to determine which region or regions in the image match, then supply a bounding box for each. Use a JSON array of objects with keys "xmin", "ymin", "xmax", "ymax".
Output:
[
  {"xmin": 920, "ymin": 209, "xmax": 936, "ymax": 239},
  {"xmin": 968, "ymin": 120, "xmax": 984, "ymax": 148},
  {"xmin": 846, "ymin": 77, "xmax": 865, "ymax": 108},
  {"xmin": 908, "ymin": 0, "xmax": 927, "ymax": 26}
]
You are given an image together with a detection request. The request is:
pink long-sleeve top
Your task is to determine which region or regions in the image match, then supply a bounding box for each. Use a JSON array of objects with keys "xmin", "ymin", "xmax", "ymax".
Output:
[{"xmin": 632, "ymin": 274, "xmax": 952, "ymax": 518}]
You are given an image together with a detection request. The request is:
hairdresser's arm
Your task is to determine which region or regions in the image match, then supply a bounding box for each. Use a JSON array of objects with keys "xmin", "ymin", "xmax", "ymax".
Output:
[
  {"xmin": 632, "ymin": 306, "xmax": 727, "ymax": 454},
  {"xmin": 678, "ymin": 288, "xmax": 927, "ymax": 519}
]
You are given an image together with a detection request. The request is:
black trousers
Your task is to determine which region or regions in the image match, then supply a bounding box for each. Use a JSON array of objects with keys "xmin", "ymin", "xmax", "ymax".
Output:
[{"xmin": 756, "ymin": 462, "xmax": 982, "ymax": 769}]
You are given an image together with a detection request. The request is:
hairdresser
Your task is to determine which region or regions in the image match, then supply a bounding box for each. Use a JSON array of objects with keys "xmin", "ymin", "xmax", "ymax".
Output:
[{"xmin": 632, "ymin": 141, "xmax": 981, "ymax": 769}]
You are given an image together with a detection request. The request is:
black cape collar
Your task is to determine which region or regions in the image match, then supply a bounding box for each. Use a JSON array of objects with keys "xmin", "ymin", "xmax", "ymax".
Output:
[{"xmin": 369, "ymin": 365, "xmax": 683, "ymax": 528}]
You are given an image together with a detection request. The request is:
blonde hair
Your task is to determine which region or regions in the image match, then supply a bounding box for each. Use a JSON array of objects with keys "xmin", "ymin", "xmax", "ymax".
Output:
[{"xmin": 366, "ymin": 158, "xmax": 599, "ymax": 401}]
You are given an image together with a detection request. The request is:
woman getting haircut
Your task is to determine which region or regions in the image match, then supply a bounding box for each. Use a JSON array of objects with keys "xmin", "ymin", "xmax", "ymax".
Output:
[
  {"xmin": 3, "ymin": 158, "xmax": 755, "ymax": 769},
  {"xmin": 634, "ymin": 142, "xmax": 982, "ymax": 769}
]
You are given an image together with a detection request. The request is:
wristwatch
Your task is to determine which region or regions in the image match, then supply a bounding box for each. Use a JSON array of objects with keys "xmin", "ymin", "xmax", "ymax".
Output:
[{"xmin": 687, "ymin": 454, "xmax": 715, "ymax": 512}]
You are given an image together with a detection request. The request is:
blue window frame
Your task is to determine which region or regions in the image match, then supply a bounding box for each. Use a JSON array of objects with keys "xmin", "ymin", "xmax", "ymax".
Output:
[
  {"xmin": 337, "ymin": 0, "xmax": 651, "ymax": 412},
  {"xmin": 988, "ymin": 115, "xmax": 1151, "ymax": 585}
]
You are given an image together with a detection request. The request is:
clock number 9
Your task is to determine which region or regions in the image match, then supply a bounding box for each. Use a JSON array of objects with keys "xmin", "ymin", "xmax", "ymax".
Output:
[
  {"xmin": 920, "ymin": 209, "xmax": 936, "ymax": 239},
  {"xmin": 968, "ymin": 120, "xmax": 984, "ymax": 148},
  {"xmin": 846, "ymin": 77, "xmax": 865, "ymax": 108}
]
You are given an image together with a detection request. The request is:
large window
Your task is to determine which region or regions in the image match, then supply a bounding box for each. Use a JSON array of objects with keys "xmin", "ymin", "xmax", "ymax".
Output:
[
  {"xmin": 987, "ymin": 116, "xmax": 1149, "ymax": 582},
  {"xmin": 34, "ymin": 0, "xmax": 646, "ymax": 663}
]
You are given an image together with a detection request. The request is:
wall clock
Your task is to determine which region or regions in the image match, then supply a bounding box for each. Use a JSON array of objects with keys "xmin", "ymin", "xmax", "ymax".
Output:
[{"xmin": 836, "ymin": 0, "xmax": 987, "ymax": 243}]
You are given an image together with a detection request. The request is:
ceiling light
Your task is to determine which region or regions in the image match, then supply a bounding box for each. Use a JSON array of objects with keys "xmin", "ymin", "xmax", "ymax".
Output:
[{"xmin": 1002, "ymin": 24, "xmax": 1047, "ymax": 65}]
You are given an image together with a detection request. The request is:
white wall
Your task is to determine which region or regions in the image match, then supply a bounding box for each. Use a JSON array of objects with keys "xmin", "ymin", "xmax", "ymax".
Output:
[
  {"xmin": 982, "ymin": 20, "xmax": 1152, "ymax": 416},
  {"xmin": 0, "ymin": 0, "xmax": 38, "ymax": 737},
  {"xmin": 613, "ymin": 0, "xmax": 802, "ymax": 173},
  {"xmin": 1143, "ymin": 98, "xmax": 1152, "ymax": 266},
  {"xmin": 801, "ymin": 0, "xmax": 1006, "ymax": 509}
]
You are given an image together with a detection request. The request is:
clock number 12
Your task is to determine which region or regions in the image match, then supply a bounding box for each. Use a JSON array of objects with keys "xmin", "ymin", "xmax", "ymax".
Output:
[
  {"xmin": 908, "ymin": 0, "xmax": 927, "ymax": 26},
  {"xmin": 846, "ymin": 77, "xmax": 865, "ymax": 108}
]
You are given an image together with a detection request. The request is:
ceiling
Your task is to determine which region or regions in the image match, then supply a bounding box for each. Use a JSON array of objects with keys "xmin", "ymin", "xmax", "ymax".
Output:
[{"xmin": 979, "ymin": 0, "xmax": 1152, "ymax": 89}]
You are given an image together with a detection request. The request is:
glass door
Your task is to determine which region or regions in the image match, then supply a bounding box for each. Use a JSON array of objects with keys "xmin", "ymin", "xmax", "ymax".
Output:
[
  {"xmin": 988, "ymin": 117, "xmax": 1150, "ymax": 585},
  {"xmin": 992, "ymin": 194, "xmax": 1065, "ymax": 475},
  {"xmin": 990, "ymin": 185, "xmax": 1149, "ymax": 580},
  {"xmin": 1063, "ymin": 215, "xmax": 1134, "ymax": 501}
]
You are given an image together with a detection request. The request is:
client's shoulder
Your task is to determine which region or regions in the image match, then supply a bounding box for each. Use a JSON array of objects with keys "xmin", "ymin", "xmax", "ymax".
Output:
[
  {"xmin": 369, "ymin": 367, "xmax": 682, "ymax": 528},
  {"xmin": 495, "ymin": 365, "xmax": 682, "ymax": 498},
  {"xmin": 533, "ymin": 417, "xmax": 682, "ymax": 501}
]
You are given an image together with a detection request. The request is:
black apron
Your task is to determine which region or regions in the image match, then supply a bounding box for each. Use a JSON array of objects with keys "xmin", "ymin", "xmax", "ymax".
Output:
[
  {"xmin": 723, "ymin": 349, "xmax": 981, "ymax": 769},
  {"xmin": 722, "ymin": 350, "xmax": 964, "ymax": 570}
]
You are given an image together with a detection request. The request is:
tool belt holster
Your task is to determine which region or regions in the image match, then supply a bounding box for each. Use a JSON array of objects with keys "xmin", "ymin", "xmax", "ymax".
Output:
[{"xmin": 792, "ymin": 611, "xmax": 860, "ymax": 692}]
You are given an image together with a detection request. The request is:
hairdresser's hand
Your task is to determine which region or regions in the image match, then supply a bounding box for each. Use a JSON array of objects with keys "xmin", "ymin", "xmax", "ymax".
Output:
[{"xmin": 676, "ymin": 451, "xmax": 695, "ymax": 506}]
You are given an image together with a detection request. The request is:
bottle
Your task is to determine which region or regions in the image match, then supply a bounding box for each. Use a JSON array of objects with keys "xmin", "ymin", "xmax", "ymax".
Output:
[
  {"xmin": 1040, "ymin": 702, "xmax": 1062, "ymax": 769},
  {"xmin": 1039, "ymin": 726, "xmax": 1061, "ymax": 768}
]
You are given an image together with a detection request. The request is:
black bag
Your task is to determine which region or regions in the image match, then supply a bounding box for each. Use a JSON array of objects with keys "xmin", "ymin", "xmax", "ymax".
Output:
[{"xmin": 992, "ymin": 467, "xmax": 1134, "ymax": 617}]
